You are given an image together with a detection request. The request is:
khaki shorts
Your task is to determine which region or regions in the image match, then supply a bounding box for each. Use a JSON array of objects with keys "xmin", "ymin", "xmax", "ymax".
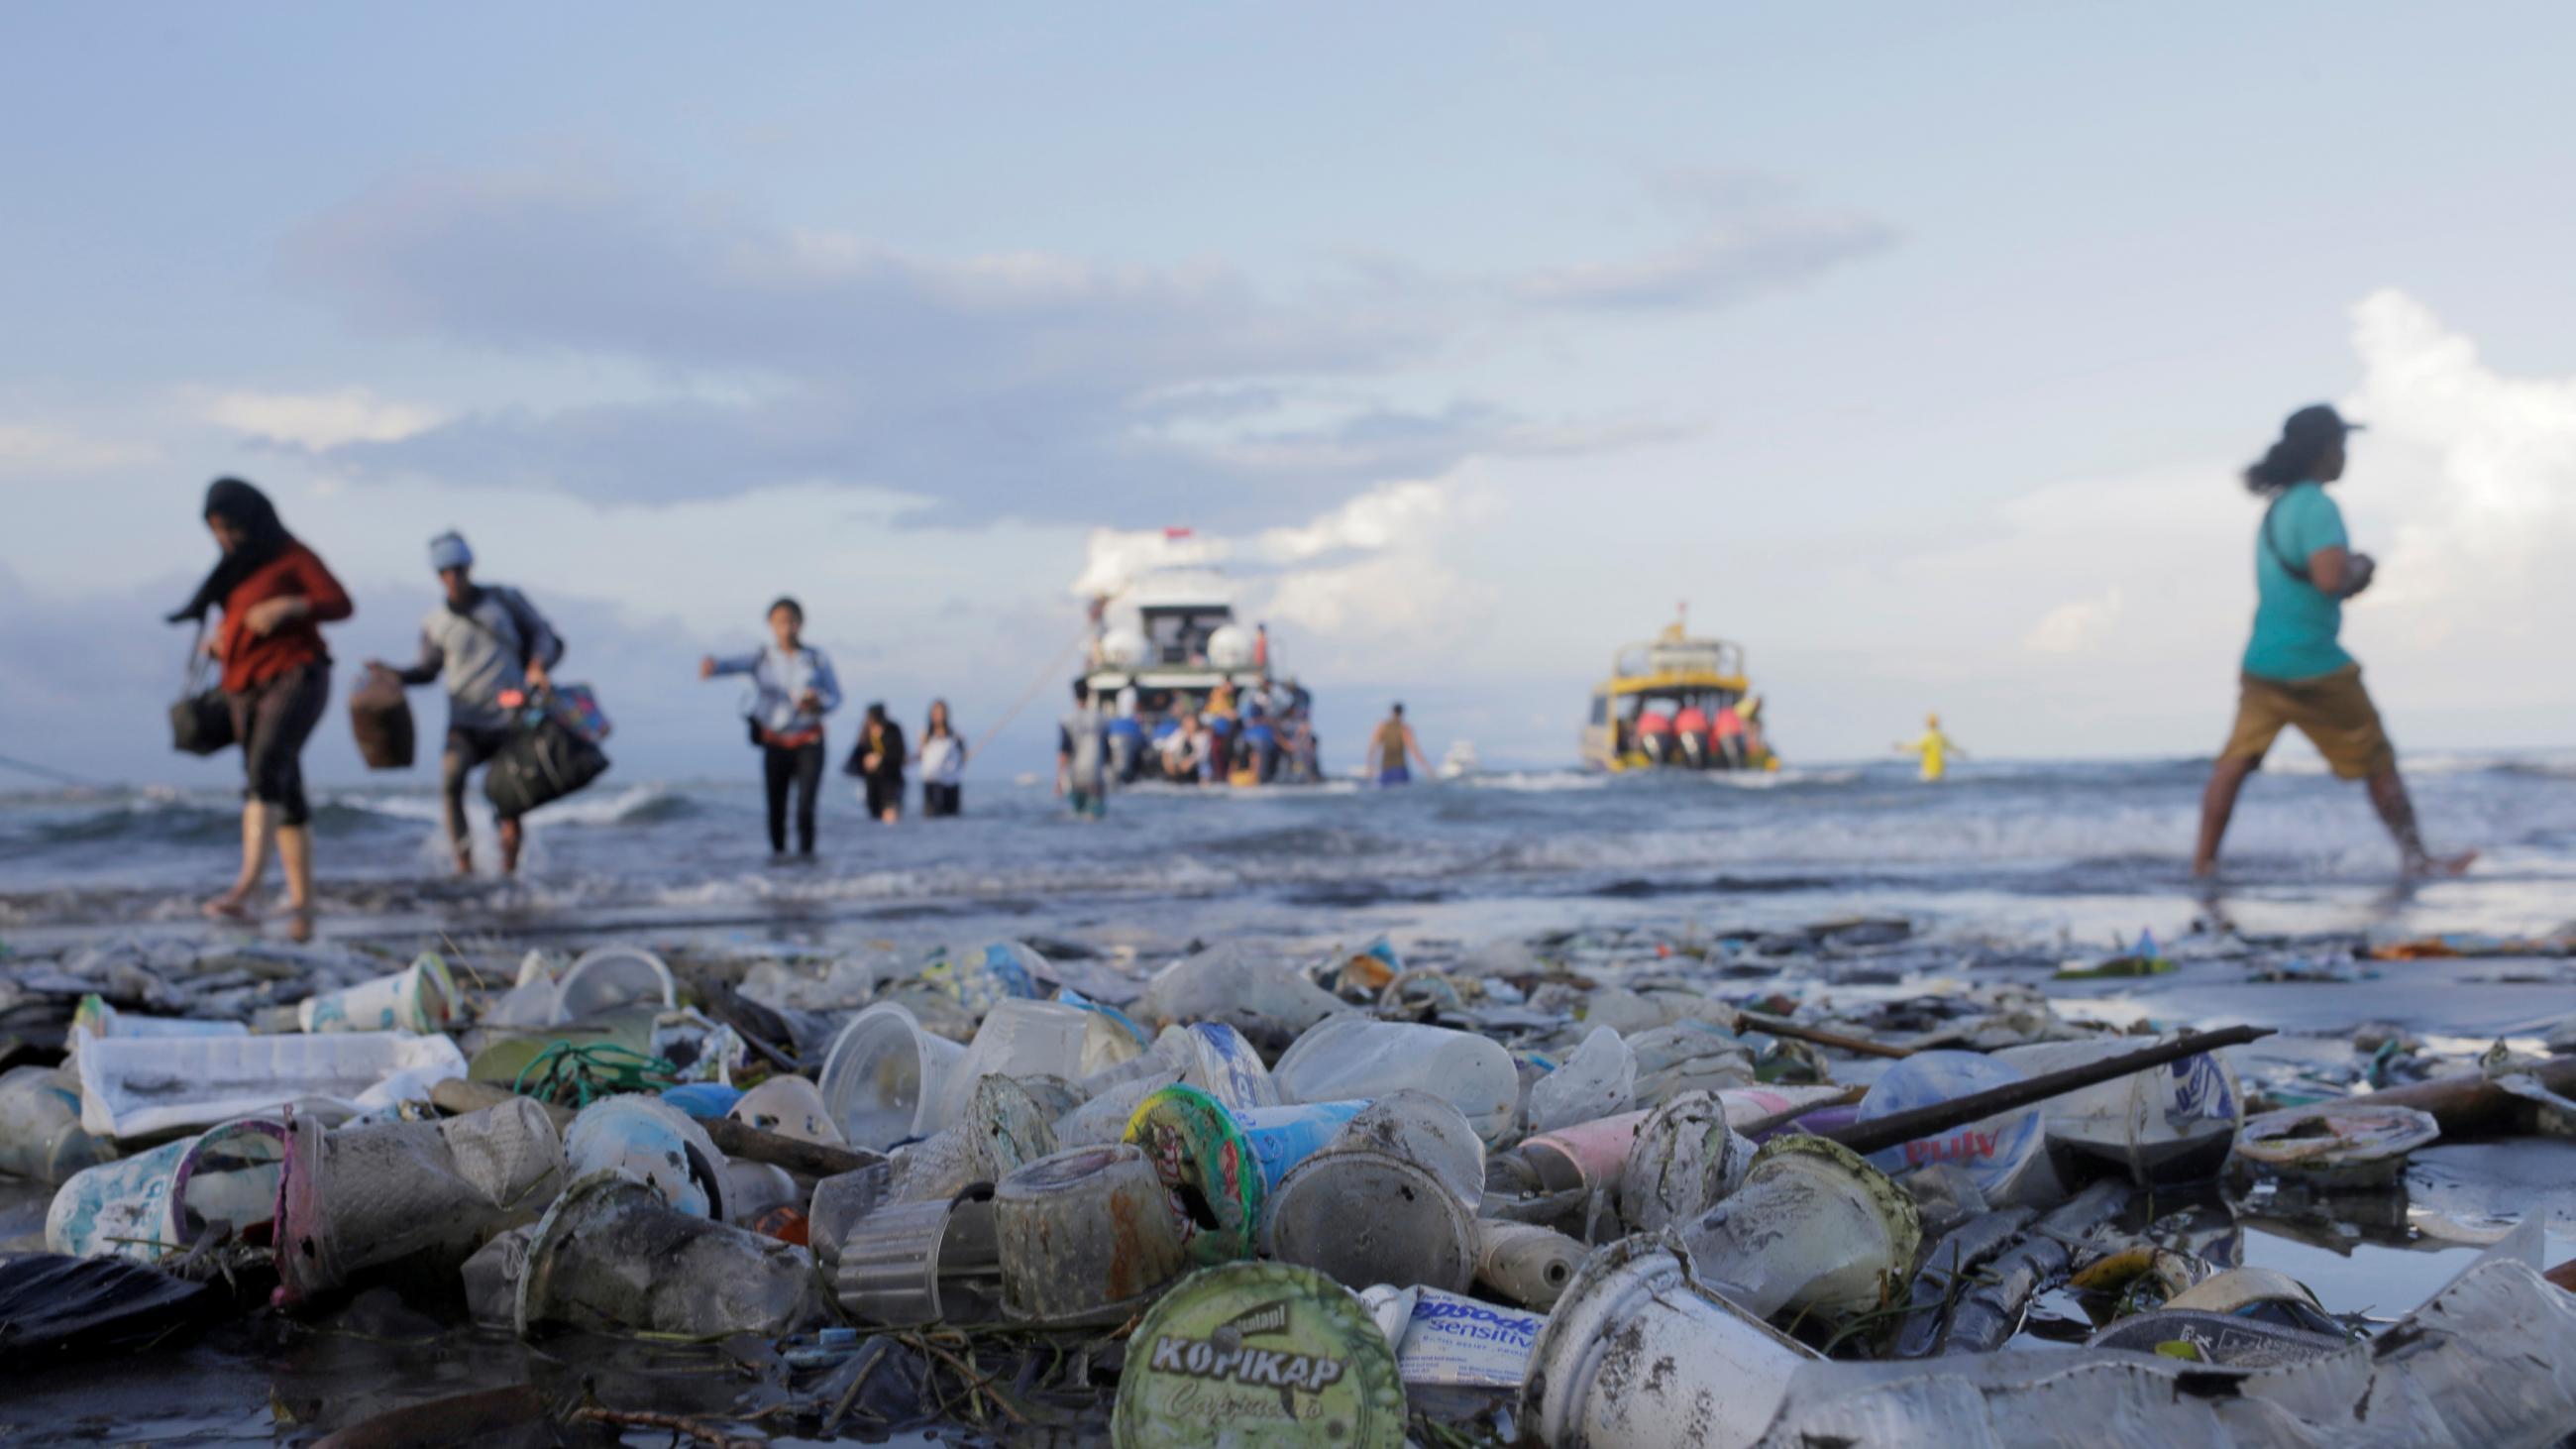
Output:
[{"xmin": 2220, "ymin": 664, "xmax": 2396, "ymax": 780}]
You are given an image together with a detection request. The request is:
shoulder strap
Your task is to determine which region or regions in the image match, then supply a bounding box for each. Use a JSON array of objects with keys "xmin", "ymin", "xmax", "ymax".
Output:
[
  {"xmin": 452, "ymin": 589, "xmax": 540, "ymax": 667},
  {"xmin": 2261, "ymin": 493, "xmax": 2310, "ymax": 584}
]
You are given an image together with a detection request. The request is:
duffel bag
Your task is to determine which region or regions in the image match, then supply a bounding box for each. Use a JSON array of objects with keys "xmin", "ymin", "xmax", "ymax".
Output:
[{"xmin": 483, "ymin": 718, "xmax": 609, "ymax": 819}]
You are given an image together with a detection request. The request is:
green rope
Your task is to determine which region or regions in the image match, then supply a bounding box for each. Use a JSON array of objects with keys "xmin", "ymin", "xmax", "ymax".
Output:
[{"xmin": 512, "ymin": 1040, "xmax": 680, "ymax": 1107}]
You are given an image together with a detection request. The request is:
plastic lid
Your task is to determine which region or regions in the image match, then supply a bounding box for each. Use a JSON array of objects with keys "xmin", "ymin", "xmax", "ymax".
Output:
[{"xmin": 1112, "ymin": 1261, "xmax": 1405, "ymax": 1449}]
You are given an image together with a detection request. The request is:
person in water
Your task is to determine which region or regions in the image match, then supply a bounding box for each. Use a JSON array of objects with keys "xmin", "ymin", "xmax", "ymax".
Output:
[
  {"xmin": 167, "ymin": 478, "xmax": 354, "ymax": 941},
  {"xmin": 1371, "ymin": 703, "xmax": 1431, "ymax": 786},
  {"xmin": 2194, "ymin": 404, "xmax": 2474, "ymax": 878},
  {"xmin": 1896, "ymin": 714, "xmax": 1964, "ymax": 782},
  {"xmin": 370, "ymin": 531, "xmax": 563, "ymax": 876},
  {"xmin": 700, "ymin": 598, "xmax": 841, "ymax": 857},
  {"xmin": 918, "ymin": 699, "xmax": 964, "ymax": 818},
  {"xmin": 1059, "ymin": 680, "xmax": 1110, "ymax": 818},
  {"xmin": 850, "ymin": 703, "xmax": 908, "ymax": 825}
]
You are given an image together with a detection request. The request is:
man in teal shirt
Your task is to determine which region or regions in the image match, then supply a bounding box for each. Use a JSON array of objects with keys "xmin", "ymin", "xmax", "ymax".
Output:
[{"xmin": 2193, "ymin": 403, "xmax": 2473, "ymax": 878}]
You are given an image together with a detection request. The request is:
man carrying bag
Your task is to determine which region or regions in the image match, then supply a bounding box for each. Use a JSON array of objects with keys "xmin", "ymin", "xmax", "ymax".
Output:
[{"xmin": 366, "ymin": 531, "xmax": 573, "ymax": 876}]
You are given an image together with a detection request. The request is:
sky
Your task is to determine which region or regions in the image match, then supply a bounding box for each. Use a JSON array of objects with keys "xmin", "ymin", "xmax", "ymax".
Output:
[{"xmin": 4, "ymin": 3, "xmax": 2575, "ymax": 787}]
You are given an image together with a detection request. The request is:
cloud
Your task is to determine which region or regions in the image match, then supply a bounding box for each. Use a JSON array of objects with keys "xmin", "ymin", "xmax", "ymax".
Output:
[
  {"xmin": 201, "ymin": 388, "xmax": 447, "ymax": 450},
  {"xmin": 0, "ymin": 423, "xmax": 155, "ymax": 477},
  {"xmin": 2340, "ymin": 288, "xmax": 2576, "ymax": 647},
  {"xmin": 273, "ymin": 166, "xmax": 1887, "ymax": 527},
  {"xmin": 1070, "ymin": 478, "xmax": 1496, "ymax": 674},
  {"xmin": 2022, "ymin": 587, "xmax": 2123, "ymax": 655},
  {"xmin": 1510, "ymin": 168, "xmax": 1897, "ymax": 310}
]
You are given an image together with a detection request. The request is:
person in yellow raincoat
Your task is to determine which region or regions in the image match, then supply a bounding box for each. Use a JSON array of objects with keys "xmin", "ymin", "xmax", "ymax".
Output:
[{"xmin": 1895, "ymin": 713, "xmax": 1964, "ymax": 782}]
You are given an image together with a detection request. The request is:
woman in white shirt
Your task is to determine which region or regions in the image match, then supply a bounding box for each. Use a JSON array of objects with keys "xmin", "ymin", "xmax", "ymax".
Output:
[
  {"xmin": 698, "ymin": 597, "xmax": 841, "ymax": 857},
  {"xmin": 918, "ymin": 698, "xmax": 965, "ymax": 818}
]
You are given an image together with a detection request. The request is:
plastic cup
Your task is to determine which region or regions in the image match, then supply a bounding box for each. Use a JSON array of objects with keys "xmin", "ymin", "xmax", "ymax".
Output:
[
  {"xmin": 1521, "ymin": 1236, "xmax": 1817, "ymax": 1449},
  {"xmin": 994, "ymin": 1144, "xmax": 1186, "ymax": 1324},
  {"xmin": 0, "ymin": 1065, "xmax": 115, "ymax": 1184},
  {"xmin": 817, "ymin": 1002, "xmax": 970, "ymax": 1150},
  {"xmin": 1674, "ymin": 1134, "xmax": 1923, "ymax": 1320},
  {"xmin": 556, "ymin": 946, "xmax": 677, "ymax": 1018},
  {"xmin": 297, "ymin": 954, "xmax": 461, "ymax": 1035},
  {"xmin": 519, "ymin": 1170, "xmax": 827, "ymax": 1338}
]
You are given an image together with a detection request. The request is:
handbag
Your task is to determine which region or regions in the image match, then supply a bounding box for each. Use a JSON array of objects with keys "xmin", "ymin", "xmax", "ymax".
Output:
[{"xmin": 168, "ymin": 623, "xmax": 236, "ymax": 756}]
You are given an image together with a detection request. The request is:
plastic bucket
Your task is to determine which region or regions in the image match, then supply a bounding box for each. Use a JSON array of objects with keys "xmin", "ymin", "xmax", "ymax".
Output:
[
  {"xmin": 1262, "ymin": 1146, "xmax": 1477, "ymax": 1295},
  {"xmin": 817, "ymin": 1002, "xmax": 970, "ymax": 1150},
  {"xmin": 0, "ymin": 1064, "xmax": 115, "ymax": 1184},
  {"xmin": 1675, "ymin": 1134, "xmax": 1922, "ymax": 1320},
  {"xmin": 297, "ymin": 953, "xmax": 461, "ymax": 1035},
  {"xmin": 556, "ymin": 947, "xmax": 677, "ymax": 1018},
  {"xmin": 994, "ymin": 1144, "xmax": 1187, "ymax": 1324},
  {"xmin": 1520, "ymin": 1236, "xmax": 1816, "ymax": 1449},
  {"xmin": 1618, "ymin": 1089, "xmax": 1758, "ymax": 1233},
  {"xmin": 564, "ymin": 1094, "xmax": 728, "ymax": 1220},
  {"xmin": 517, "ymin": 1170, "xmax": 826, "ymax": 1338}
]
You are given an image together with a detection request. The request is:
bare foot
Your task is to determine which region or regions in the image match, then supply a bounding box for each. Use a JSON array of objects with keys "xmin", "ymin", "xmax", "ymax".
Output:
[
  {"xmin": 278, "ymin": 906, "xmax": 315, "ymax": 944},
  {"xmin": 2405, "ymin": 848, "xmax": 2479, "ymax": 878},
  {"xmin": 202, "ymin": 893, "xmax": 255, "ymax": 923},
  {"xmin": 454, "ymin": 851, "xmax": 475, "ymax": 877}
]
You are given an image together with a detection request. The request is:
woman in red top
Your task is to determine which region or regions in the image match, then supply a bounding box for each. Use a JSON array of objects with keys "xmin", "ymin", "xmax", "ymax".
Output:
[{"xmin": 166, "ymin": 479, "xmax": 354, "ymax": 941}]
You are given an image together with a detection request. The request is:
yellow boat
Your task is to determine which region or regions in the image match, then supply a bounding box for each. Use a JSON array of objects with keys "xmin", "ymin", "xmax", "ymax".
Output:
[{"xmin": 1580, "ymin": 617, "xmax": 1777, "ymax": 772}]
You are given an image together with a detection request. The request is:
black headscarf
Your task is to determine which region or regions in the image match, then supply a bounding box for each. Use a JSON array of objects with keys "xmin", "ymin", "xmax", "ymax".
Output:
[{"xmin": 166, "ymin": 478, "xmax": 293, "ymax": 624}]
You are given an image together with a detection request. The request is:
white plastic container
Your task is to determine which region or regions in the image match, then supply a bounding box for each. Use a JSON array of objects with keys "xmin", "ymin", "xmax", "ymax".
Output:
[
  {"xmin": 817, "ymin": 1002, "xmax": 970, "ymax": 1150},
  {"xmin": 1993, "ymin": 1034, "xmax": 2242, "ymax": 1183},
  {"xmin": 74, "ymin": 1032, "xmax": 467, "ymax": 1139},
  {"xmin": 936, "ymin": 998, "xmax": 1139, "ymax": 1129},
  {"xmin": 1272, "ymin": 1017, "xmax": 1519, "ymax": 1144}
]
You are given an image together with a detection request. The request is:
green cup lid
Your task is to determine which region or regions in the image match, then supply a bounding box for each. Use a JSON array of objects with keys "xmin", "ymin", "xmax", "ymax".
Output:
[
  {"xmin": 1124, "ymin": 1083, "xmax": 1264, "ymax": 1266},
  {"xmin": 1113, "ymin": 1261, "xmax": 1406, "ymax": 1449}
]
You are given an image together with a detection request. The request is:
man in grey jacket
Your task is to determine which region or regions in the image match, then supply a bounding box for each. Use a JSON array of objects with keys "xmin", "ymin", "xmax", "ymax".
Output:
[{"xmin": 367, "ymin": 531, "xmax": 564, "ymax": 875}]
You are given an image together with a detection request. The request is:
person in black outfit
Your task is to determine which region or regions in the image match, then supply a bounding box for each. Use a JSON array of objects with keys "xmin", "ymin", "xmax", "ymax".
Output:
[{"xmin": 847, "ymin": 701, "xmax": 907, "ymax": 825}]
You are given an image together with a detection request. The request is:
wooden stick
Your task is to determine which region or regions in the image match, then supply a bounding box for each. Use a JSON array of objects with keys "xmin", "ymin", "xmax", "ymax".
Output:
[
  {"xmin": 432, "ymin": 1076, "xmax": 884, "ymax": 1179},
  {"xmin": 1824, "ymin": 1026, "xmax": 2273, "ymax": 1157},
  {"xmin": 1740, "ymin": 1012, "xmax": 1915, "ymax": 1059}
]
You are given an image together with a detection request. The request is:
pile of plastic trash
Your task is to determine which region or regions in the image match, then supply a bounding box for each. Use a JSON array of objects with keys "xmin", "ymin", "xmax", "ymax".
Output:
[{"xmin": 4, "ymin": 923, "xmax": 2576, "ymax": 1447}]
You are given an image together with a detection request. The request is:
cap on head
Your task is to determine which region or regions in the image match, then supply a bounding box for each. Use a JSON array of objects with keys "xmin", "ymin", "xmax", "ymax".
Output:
[
  {"xmin": 428, "ymin": 531, "xmax": 474, "ymax": 573},
  {"xmin": 2282, "ymin": 403, "xmax": 2363, "ymax": 447}
]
